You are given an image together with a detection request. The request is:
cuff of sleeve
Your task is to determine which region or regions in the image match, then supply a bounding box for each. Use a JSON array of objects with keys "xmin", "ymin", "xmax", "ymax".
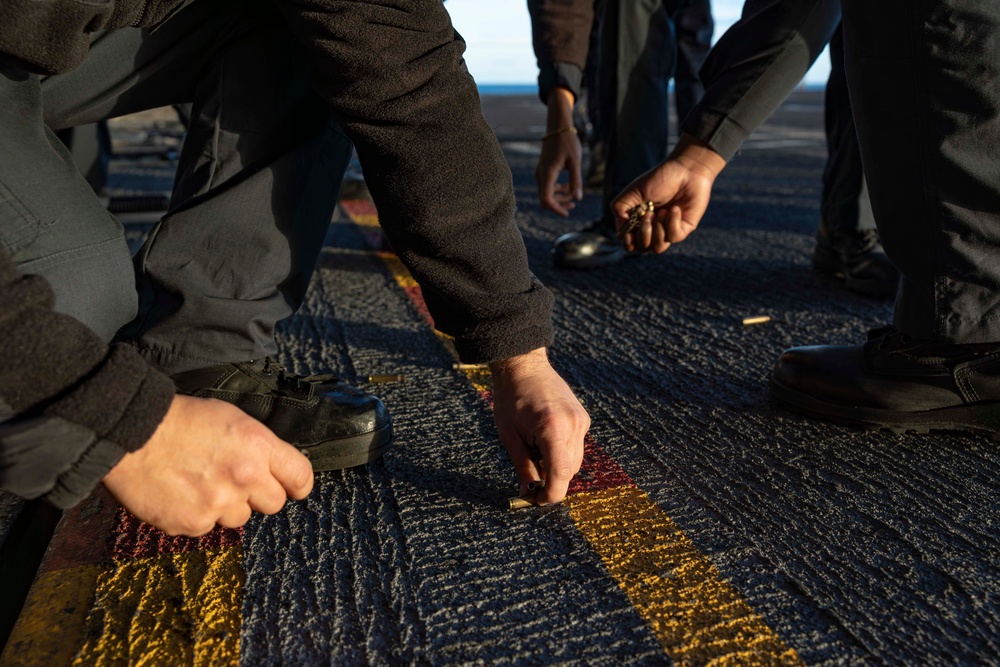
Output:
[
  {"xmin": 680, "ymin": 107, "xmax": 752, "ymax": 162},
  {"xmin": 47, "ymin": 345, "xmax": 175, "ymax": 453},
  {"xmin": 454, "ymin": 323, "xmax": 555, "ymax": 365},
  {"xmin": 537, "ymin": 62, "xmax": 583, "ymax": 104},
  {"xmin": 42, "ymin": 437, "xmax": 125, "ymax": 509},
  {"xmin": 105, "ymin": 361, "xmax": 175, "ymax": 453}
]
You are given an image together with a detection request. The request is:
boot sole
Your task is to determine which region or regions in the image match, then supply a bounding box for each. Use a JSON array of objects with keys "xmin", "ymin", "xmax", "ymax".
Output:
[
  {"xmin": 769, "ymin": 377, "xmax": 1000, "ymax": 441},
  {"xmin": 299, "ymin": 421, "xmax": 394, "ymax": 471},
  {"xmin": 812, "ymin": 247, "xmax": 897, "ymax": 299}
]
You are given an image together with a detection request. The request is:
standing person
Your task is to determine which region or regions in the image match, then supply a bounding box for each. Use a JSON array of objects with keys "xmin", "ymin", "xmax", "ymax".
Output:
[
  {"xmin": 0, "ymin": 0, "xmax": 589, "ymax": 536},
  {"xmin": 814, "ymin": 25, "xmax": 897, "ymax": 298},
  {"xmin": 614, "ymin": 0, "xmax": 1000, "ymax": 438},
  {"xmin": 528, "ymin": 0, "xmax": 714, "ymax": 269}
]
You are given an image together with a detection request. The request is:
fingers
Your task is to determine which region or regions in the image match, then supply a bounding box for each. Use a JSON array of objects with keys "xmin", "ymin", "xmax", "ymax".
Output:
[
  {"xmin": 248, "ymin": 478, "xmax": 292, "ymax": 515},
  {"xmin": 568, "ymin": 151, "xmax": 584, "ymax": 204},
  {"xmin": 529, "ymin": 416, "xmax": 589, "ymax": 506},
  {"xmin": 611, "ymin": 188, "xmax": 647, "ymax": 224},
  {"xmin": 268, "ymin": 439, "xmax": 315, "ymax": 500},
  {"xmin": 533, "ymin": 439, "xmax": 581, "ymax": 506},
  {"xmin": 538, "ymin": 172, "xmax": 577, "ymax": 217},
  {"xmin": 536, "ymin": 136, "xmax": 584, "ymax": 217},
  {"xmin": 503, "ymin": 431, "xmax": 545, "ymax": 494},
  {"xmin": 217, "ymin": 503, "xmax": 253, "ymax": 530},
  {"xmin": 667, "ymin": 205, "xmax": 694, "ymax": 243}
]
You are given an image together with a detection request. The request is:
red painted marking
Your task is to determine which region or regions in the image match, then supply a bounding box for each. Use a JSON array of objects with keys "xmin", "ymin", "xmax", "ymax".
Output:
[
  {"xmin": 340, "ymin": 199, "xmax": 378, "ymax": 219},
  {"xmin": 40, "ymin": 486, "xmax": 119, "ymax": 573},
  {"xmin": 569, "ymin": 435, "xmax": 634, "ymax": 494},
  {"xmin": 402, "ymin": 285, "xmax": 434, "ymax": 326},
  {"xmin": 107, "ymin": 509, "xmax": 242, "ymax": 560}
]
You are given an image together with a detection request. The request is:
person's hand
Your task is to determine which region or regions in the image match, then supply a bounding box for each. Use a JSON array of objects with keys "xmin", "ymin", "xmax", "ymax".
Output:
[
  {"xmin": 611, "ymin": 134, "xmax": 726, "ymax": 253},
  {"xmin": 490, "ymin": 348, "xmax": 589, "ymax": 505},
  {"xmin": 103, "ymin": 394, "xmax": 314, "ymax": 536},
  {"xmin": 535, "ymin": 87, "xmax": 583, "ymax": 216}
]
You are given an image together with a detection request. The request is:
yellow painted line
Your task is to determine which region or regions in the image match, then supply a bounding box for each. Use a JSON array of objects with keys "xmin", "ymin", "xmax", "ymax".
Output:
[
  {"xmin": 1, "ymin": 565, "xmax": 103, "ymax": 667},
  {"xmin": 377, "ymin": 251, "xmax": 420, "ymax": 288},
  {"xmin": 566, "ymin": 487, "xmax": 802, "ymax": 665},
  {"xmin": 341, "ymin": 198, "xmax": 803, "ymax": 664},
  {"xmin": 72, "ymin": 547, "xmax": 243, "ymax": 666},
  {"xmin": 3, "ymin": 547, "xmax": 242, "ymax": 667}
]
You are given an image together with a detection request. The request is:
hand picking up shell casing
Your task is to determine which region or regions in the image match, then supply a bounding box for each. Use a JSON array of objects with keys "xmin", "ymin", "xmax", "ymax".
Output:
[{"xmin": 617, "ymin": 201, "xmax": 655, "ymax": 241}]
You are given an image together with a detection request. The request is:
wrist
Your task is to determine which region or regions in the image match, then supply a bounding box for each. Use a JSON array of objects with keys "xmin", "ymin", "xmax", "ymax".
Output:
[
  {"xmin": 670, "ymin": 133, "xmax": 727, "ymax": 181},
  {"xmin": 545, "ymin": 86, "xmax": 575, "ymax": 129},
  {"xmin": 490, "ymin": 347, "xmax": 550, "ymax": 379}
]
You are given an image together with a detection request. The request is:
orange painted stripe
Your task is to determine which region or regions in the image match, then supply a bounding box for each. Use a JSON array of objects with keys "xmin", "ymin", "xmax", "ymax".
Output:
[{"xmin": 341, "ymin": 198, "xmax": 803, "ymax": 664}]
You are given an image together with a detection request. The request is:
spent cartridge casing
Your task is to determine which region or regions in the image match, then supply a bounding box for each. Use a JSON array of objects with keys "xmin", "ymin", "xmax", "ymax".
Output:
[
  {"xmin": 368, "ymin": 374, "xmax": 405, "ymax": 383},
  {"xmin": 508, "ymin": 495, "xmax": 537, "ymax": 510}
]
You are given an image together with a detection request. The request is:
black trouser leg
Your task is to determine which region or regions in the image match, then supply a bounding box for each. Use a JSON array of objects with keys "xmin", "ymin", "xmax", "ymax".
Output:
[
  {"xmin": 0, "ymin": 62, "xmax": 135, "ymax": 342},
  {"xmin": 39, "ymin": 0, "xmax": 352, "ymax": 372},
  {"xmin": 842, "ymin": 0, "xmax": 1000, "ymax": 342},
  {"xmin": 673, "ymin": 0, "xmax": 713, "ymax": 125},
  {"xmin": 820, "ymin": 24, "xmax": 870, "ymax": 234},
  {"xmin": 599, "ymin": 0, "xmax": 677, "ymax": 225}
]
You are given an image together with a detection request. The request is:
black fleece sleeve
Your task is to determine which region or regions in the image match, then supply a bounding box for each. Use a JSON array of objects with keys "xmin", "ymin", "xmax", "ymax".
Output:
[
  {"xmin": 528, "ymin": 0, "xmax": 593, "ymax": 102},
  {"xmin": 0, "ymin": 247, "xmax": 175, "ymax": 509},
  {"xmin": 277, "ymin": 0, "xmax": 554, "ymax": 362},
  {"xmin": 681, "ymin": 0, "xmax": 841, "ymax": 161}
]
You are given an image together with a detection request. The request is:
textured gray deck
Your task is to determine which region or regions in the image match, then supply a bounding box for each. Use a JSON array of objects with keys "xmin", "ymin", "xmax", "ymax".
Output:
[
  {"xmin": 12, "ymin": 92, "xmax": 996, "ymax": 666},
  {"xmin": 231, "ymin": 92, "xmax": 1000, "ymax": 665}
]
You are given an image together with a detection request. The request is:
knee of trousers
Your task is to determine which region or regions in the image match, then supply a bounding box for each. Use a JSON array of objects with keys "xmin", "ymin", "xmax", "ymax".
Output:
[{"xmin": 33, "ymin": 239, "xmax": 139, "ymax": 344}]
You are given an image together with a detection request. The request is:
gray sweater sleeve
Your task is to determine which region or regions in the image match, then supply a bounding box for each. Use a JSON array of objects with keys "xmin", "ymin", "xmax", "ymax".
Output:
[
  {"xmin": 0, "ymin": 247, "xmax": 175, "ymax": 509},
  {"xmin": 277, "ymin": 0, "xmax": 555, "ymax": 362},
  {"xmin": 681, "ymin": 0, "xmax": 841, "ymax": 161}
]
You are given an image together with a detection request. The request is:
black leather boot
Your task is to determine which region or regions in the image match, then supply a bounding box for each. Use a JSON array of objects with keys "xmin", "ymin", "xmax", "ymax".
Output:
[
  {"xmin": 812, "ymin": 224, "xmax": 899, "ymax": 298},
  {"xmin": 770, "ymin": 326, "xmax": 1000, "ymax": 439},
  {"xmin": 172, "ymin": 358, "xmax": 393, "ymax": 471},
  {"xmin": 552, "ymin": 219, "xmax": 629, "ymax": 269}
]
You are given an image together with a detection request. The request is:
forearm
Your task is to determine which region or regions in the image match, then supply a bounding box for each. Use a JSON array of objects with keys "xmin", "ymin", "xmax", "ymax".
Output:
[
  {"xmin": 682, "ymin": 0, "xmax": 841, "ymax": 160},
  {"xmin": 278, "ymin": 0, "xmax": 554, "ymax": 361},
  {"xmin": 0, "ymin": 248, "xmax": 174, "ymax": 508}
]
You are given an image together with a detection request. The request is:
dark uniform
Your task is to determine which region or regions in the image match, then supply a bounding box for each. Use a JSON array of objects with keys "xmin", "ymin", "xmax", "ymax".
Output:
[
  {"xmin": 675, "ymin": 0, "xmax": 1000, "ymax": 434},
  {"xmin": 0, "ymin": 0, "xmax": 556, "ymax": 504}
]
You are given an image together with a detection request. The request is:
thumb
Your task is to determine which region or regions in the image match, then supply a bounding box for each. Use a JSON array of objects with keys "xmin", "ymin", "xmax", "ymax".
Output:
[
  {"xmin": 611, "ymin": 188, "xmax": 647, "ymax": 225},
  {"xmin": 269, "ymin": 438, "xmax": 315, "ymax": 500}
]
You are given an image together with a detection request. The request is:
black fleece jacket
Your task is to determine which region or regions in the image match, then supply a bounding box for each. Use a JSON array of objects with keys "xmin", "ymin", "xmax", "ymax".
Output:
[
  {"xmin": 0, "ymin": 246, "xmax": 175, "ymax": 508},
  {"xmin": 1, "ymin": 0, "xmax": 555, "ymax": 506},
  {"xmin": 529, "ymin": 0, "xmax": 840, "ymax": 161}
]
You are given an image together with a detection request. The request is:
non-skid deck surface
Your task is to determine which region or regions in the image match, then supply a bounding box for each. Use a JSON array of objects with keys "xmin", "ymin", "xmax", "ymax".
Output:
[{"xmin": 2, "ymin": 92, "xmax": 999, "ymax": 666}]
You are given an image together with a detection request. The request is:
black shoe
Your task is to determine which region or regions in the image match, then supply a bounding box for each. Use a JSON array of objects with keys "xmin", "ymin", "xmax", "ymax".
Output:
[
  {"xmin": 770, "ymin": 326, "xmax": 1000, "ymax": 439},
  {"xmin": 552, "ymin": 219, "xmax": 629, "ymax": 269},
  {"xmin": 172, "ymin": 358, "xmax": 393, "ymax": 471},
  {"xmin": 812, "ymin": 224, "xmax": 899, "ymax": 298}
]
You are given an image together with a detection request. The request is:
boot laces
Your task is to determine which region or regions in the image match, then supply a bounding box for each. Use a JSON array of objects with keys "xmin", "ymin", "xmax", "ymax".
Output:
[{"xmin": 261, "ymin": 357, "xmax": 340, "ymax": 391}]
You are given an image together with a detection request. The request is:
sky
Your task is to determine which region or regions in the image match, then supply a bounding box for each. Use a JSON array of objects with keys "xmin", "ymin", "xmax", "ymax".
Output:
[{"xmin": 445, "ymin": 0, "xmax": 832, "ymax": 87}]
